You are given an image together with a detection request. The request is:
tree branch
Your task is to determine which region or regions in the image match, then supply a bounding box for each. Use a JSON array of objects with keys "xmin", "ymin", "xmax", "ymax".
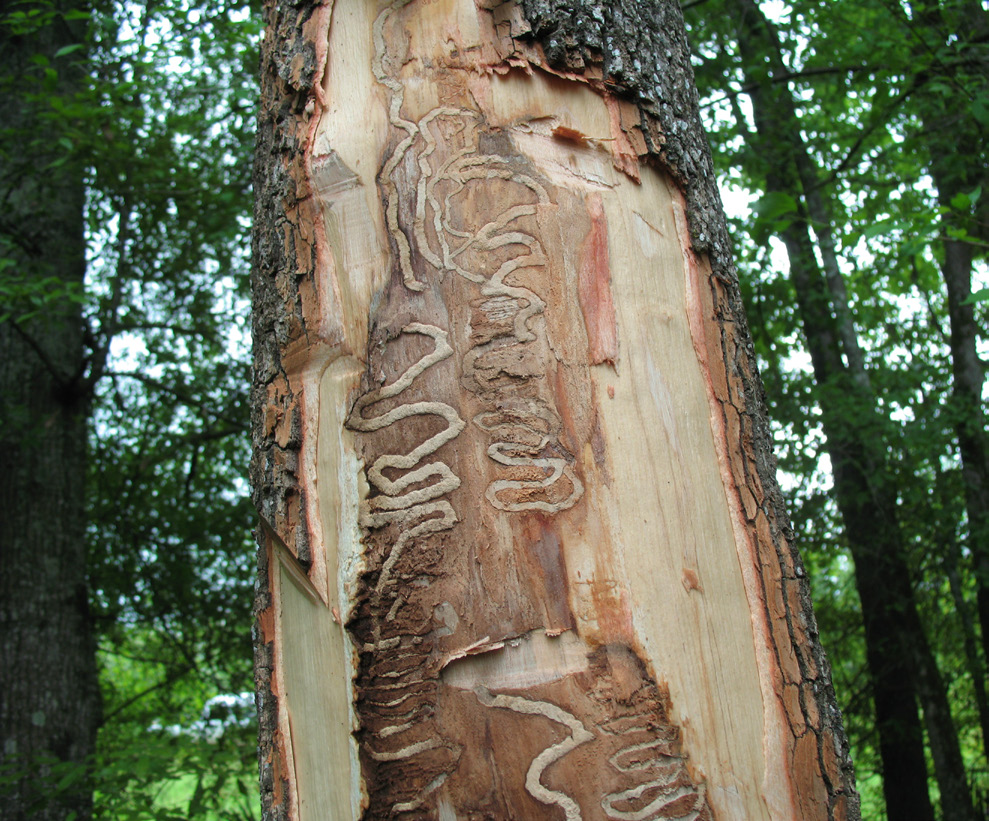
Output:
[
  {"xmin": 107, "ymin": 369, "xmax": 246, "ymax": 429},
  {"xmin": 102, "ymin": 664, "xmax": 194, "ymax": 723},
  {"xmin": 8, "ymin": 321, "xmax": 72, "ymax": 387},
  {"xmin": 84, "ymin": 201, "xmax": 132, "ymax": 392},
  {"xmin": 701, "ymin": 64, "xmax": 876, "ymax": 110}
]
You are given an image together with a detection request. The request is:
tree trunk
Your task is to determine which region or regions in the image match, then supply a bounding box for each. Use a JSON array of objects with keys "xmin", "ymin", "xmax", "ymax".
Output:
[
  {"xmin": 251, "ymin": 1, "xmax": 858, "ymax": 819},
  {"xmin": 0, "ymin": 5, "xmax": 102, "ymax": 820},
  {"xmin": 920, "ymin": 0, "xmax": 989, "ymax": 671}
]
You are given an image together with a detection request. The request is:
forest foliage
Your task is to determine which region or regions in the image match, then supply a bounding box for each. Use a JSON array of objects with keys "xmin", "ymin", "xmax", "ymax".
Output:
[
  {"xmin": 82, "ymin": 0, "xmax": 261, "ymax": 814},
  {"xmin": 0, "ymin": 0, "xmax": 985, "ymax": 819},
  {"xmin": 1, "ymin": 0, "xmax": 260, "ymax": 818}
]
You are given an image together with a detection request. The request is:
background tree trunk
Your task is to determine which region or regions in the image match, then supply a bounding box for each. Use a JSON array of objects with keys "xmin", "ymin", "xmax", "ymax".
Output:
[
  {"xmin": 729, "ymin": 5, "xmax": 977, "ymax": 819},
  {"xmin": 251, "ymin": 1, "xmax": 859, "ymax": 818},
  {"xmin": 917, "ymin": 0, "xmax": 989, "ymax": 670},
  {"xmin": 0, "ymin": 4, "xmax": 102, "ymax": 820}
]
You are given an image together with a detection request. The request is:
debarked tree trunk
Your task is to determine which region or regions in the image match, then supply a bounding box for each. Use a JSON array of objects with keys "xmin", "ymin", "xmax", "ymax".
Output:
[{"xmin": 250, "ymin": 1, "xmax": 859, "ymax": 819}]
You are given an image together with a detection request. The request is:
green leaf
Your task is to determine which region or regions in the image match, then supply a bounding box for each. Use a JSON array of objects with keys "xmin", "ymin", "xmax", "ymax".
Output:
[
  {"xmin": 962, "ymin": 288, "xmax": 989, "ymax": 306},
  {"xmin": 946, "ymin": 226, "xmax": 970, "ymax": 240},
  {"xmin": 753, "ymin": 191, "xmax": 798, "ymax": 220},
  {"xmin": 862, "ymin": 219, "xmax": 910, "ymax": 240},
  {"xmin": 949, "ymin": 186, "xmax": 982, "ymax": 212},
  {"xmin": 54, "ymin": 43, "xmax": 84, "ymax": 58},
  {"xmin": 949, "ymin": 191, "xmax": 969, "ymax": 210},
  {"xmin": 972, "ymin": 96, "xmax": 989, "ymax": 127}
]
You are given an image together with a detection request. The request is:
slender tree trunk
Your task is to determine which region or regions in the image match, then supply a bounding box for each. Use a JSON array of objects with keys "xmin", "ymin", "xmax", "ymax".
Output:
[
  {"xmin": 931, "ymin": 123, "xmax": 989, "ymax": 675},
  {"xmin": 733, "ymin": 3, "xmax": 976, "ymax": 819},
  {"xmin": 914, "ymin": 0, "xmax": 989, "ymax": 672},
  {"xmin": 939, "ymin": 492, "xmax": 989, "ymax": 759},
  {"xmin": 252, "ymin": 1, "xmax": 858, "ymax": 819},
  {"xmin": 942, "ymin": 231, "xmax": 989, "ymax": 666},
  {"xmin": 0, "ymin": 4, "xmax": 102, "ymax": 820}
]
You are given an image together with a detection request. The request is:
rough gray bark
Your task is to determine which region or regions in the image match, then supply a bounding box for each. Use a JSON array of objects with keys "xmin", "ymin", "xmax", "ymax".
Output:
[
  {"xmin": 251, "ymin": 4, "xmax": 318, "ymax": 817},
  {"xmin": 0, "ymin": 5, "xmax": 102, "ymax": 820}
]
